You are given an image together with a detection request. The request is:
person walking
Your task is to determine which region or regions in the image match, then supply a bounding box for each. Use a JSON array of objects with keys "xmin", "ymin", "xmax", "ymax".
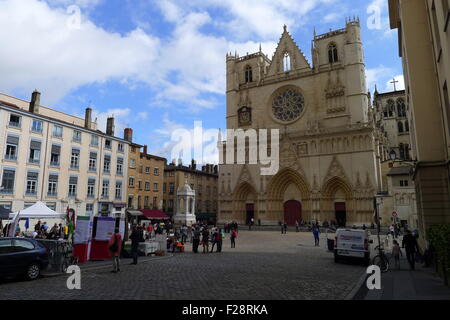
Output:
[
  {"xmin": 217, "ymin": 229, "xmax": 224, "ymax": 252},
  {"xmin": 192, "ymin": 227, "xmax": 201, "ymax": 253},
  {"xmin": 108, "ymin": 228, "xmax": 123, "ymax": 273},
  {"xmin": 202, "ymin": 227, "xmax": 210, "ymax": 253},
  {"xmin": 283, "ymin": 222, "xmax": 288, "ymax": 234},
  {"xmin": 295, "ymin": 220, "xmax": 299, "ymax": 232},
  {"xmin": 392, "ymin": 240, "xmax": 402, "ymax": 269},
  {"xmin": 402, "ymin": 230, "xmax": 420, "ymax": 270},
  {"xmin": 313, "ymin": 226, "xmax": 320, "ymax": 246},
  {"xmin": 210, "ymin": 229, "xmax": 219, "ymax": 253},
  {"xmin": 129, "ymin": 225, "xmax": 140, "ymax": 265},
  {"xmin": 230, "ymin": 228, "xmax": 237, "ymax": 248}
]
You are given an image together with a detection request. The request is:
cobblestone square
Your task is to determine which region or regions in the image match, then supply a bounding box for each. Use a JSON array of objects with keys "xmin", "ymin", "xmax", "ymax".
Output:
[{"xmin": 0, "ymin": 231, "xmax": 366, "ymax": 300}]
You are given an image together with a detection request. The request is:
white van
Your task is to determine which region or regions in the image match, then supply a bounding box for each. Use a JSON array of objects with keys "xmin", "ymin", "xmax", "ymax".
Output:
[{"xmin": 334, "ymin": 228, "xmax": 371, "ymax": 265}]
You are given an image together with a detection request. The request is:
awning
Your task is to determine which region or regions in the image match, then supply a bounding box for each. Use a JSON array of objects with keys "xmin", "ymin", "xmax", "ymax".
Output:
[
  {"xmin": 140, "ymin": 209, "xmax": 170, "ymax": 220},
  {"xmin": 196, "ymin": 212, "xmax": 217, "ymax": 218},
  {"xmin": 127, "ymin": 210, "xmax": 143, "ymax": 216}
]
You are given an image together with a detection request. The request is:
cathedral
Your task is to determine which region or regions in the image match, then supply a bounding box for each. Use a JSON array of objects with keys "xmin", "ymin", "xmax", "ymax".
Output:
[{"xmin": 217, "ymin": 19, "xmax": 383, "ymax": 227}]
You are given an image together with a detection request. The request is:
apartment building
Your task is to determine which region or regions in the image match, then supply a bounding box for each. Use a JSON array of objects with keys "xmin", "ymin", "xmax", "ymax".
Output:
[
  {"xmin": 0, "ymin": 91, "xmax": 130, "ymax": 218},
  {"xmin": 163, "ymin": 160, "xmax": 218, "ymax": 223}
]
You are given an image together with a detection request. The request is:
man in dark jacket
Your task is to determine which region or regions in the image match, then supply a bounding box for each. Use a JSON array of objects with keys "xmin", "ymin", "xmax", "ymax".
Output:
[
  {"xmin": 402, "ymin": 230, "xmax": 420, "ymax": 270},
  {"xmin": 192, "ymin": 227, "xmax": 201, "ymax": 253},
  {"xmin": 129, "ymin": 225, "xmax": 140, "ymax": 265}
]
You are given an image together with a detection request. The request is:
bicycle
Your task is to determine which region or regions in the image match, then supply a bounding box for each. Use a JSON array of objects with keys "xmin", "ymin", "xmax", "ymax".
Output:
[
  {"xmin": 60, "ymin": 241, "xmax": 78, "ymax": 273},
  {"xmin": 372, "ymin": 244, "xmax": 390, "ymax": 273}
]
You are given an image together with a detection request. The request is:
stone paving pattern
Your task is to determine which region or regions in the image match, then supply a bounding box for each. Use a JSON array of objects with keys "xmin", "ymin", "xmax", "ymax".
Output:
[{"xmin": 0, "ymin": 231, "xmax": 366, "ymax": 300}]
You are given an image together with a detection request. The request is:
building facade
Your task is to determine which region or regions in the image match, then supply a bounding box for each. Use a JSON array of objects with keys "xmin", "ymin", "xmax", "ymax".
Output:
[
  {"xmin": 163, "ymin": 161, "xmax": 218, "ymax": 222},
  {"xmin": 126, "ymin": 140, "xmax": 166, "ymax": 211},
  {"xmin": 218, "ymin": 21, "xmax": 382, "ymax": 227},
  {"xmin": 389, "ymin": 0, "xmax": 450, "ymax": 240},
  {"xmin": 0, "ymin": 91, "xmax": 130, "ymax": 218}
]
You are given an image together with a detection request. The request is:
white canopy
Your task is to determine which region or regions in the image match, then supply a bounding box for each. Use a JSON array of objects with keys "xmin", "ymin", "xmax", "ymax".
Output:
[{"xmin": 10, "ymin": 201, "xmax": 66, "ymax": 219}]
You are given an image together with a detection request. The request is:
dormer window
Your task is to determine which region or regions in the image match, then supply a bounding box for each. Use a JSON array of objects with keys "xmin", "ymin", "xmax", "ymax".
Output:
[
  {"xmin": 245, "ymin": 66, "xmax": 253, "ymax": 83},
  {"xmin": 328, "ymin": 43, "xmax": 338, "ymax": 63},
  {"xmin": 283, "ymin": 52, "xmax": 291, "ymax": 72}
]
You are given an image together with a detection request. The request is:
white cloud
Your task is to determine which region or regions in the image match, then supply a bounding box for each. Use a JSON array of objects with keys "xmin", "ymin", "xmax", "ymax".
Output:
[
  {"xmin": 385, "ymin": 75, "xmax": 405, "ymax": 92},
  {"xmin": 366, "ymin": 65, "xmax": 393, "ymax": 92}
]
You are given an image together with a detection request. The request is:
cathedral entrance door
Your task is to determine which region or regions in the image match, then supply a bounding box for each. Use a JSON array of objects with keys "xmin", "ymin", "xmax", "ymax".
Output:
[
  {"xmin": 246, "ymin": 203, "xmax": 254, "ymax": 225},
  {"xmin": 335, "ymin": 202, "xmax": 346, "ymax": 227},
  {"xmin": 283, "ymin": 200, "xmax": 302, "ymax": 226}
]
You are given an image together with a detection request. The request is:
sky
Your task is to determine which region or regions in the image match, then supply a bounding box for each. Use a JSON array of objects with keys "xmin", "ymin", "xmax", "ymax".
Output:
[{"xmin": 0, "ymin": 0, "xmax": 404, "ymax": 164}]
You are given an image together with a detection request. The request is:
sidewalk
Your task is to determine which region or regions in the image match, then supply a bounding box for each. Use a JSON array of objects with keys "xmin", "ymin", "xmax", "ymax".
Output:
[{"xmin": 362, "ymin": 256, "xmax": 450, "ymax": 300}]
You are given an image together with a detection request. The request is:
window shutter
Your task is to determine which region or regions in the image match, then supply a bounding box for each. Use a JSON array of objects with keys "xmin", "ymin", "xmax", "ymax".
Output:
[
  {"xmin": 104, "ymin": 155, "xmax": 111, "ymax": 161},
  {"xmin": 90, "ymin": 152, "xmax": 97, "ymax": 159},
  {"xmin": 7, "ymin": 136, "xmax": 19, "ymax": 145},
  {"xmin": 49, "ymin": 174, "xmax": 58, "ymax": 182},
  {"xmin": 27, "ymin": 172, "xmax": 38, "ymax": 180},
  {"xmin": 30, "ymin": 141, "xmax": 41, "ymax": 149},
  {"xmin": 72, "ymin": 149, "xmax": 80, "ymax": 155},
  {"xmin": 51, "ymin": 145, "xmax": 61, "ymax": 154},
  {"xmin": 69, "ymin": 176, "xmax": 78, "ymax": 184}
]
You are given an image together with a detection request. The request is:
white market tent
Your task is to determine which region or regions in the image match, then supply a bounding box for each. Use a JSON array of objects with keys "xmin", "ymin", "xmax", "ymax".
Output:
[{"xmin": 9, "ymin": 201, "xmax": 66, "ymax": 219}]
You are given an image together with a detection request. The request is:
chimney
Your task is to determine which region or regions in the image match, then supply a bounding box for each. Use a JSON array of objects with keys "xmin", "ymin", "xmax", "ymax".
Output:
[
  {"xmin": 124, "ymin": 128, "xmax": 133, "ymax": 142},
  {"xmin": 191, "ymin": 159, "xmax": 196, "ymax": 170},
  {"xmin": 85, "ymin": 108, "xmax": 92, "ymax": 129},
  {"xmin": 143, "ymin": 145, "xmax": 148, "ymax": 155},
  {"xmin": 106, "ymin": 117, "xmax": 115, "ymax": 136},
  {"xmin": 29, "ymin": 90, "xmax": 41, "ymax": 113}
]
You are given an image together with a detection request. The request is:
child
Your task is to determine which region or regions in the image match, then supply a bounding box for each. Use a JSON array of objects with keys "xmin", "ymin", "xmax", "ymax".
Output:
[{"xmin": 392, "ymin": 240, "xmax": 402, "ymax": 269}]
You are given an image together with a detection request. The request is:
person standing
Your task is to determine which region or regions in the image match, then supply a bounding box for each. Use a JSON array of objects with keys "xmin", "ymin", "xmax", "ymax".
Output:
[
  {"xmin": 192, "ymin": 227, "xmax": 201, "ymax": 253},
  {"xmin": 129, "ymin": 225, "xmax": 140, "ymax": 265},
  {"xmin": 202, "ymin": 227, "xmax": 210, "ymax": 253},
  {"xmin": 295, "ymin": 221, "xmax": 299, "ymax": 233},
  {"xmin": 402, "ymin": 230, "xmax": 420, "ymax": 270},
  {"xmin": 218, "ymin": 229, "xmax": 224, "ymax": 252},
  {"xmin": 230, "ymin": 228, "xmax": 237, "ymax": 248},
  {"xmin": 283, "ymin": 222, "xmax": 288, "ymax": 234},
  {"xmin": 392, "ymin": 240, "xmax": 402, "ymax": 269},
  {"xmin": 313, "ymin": 226, "xmax": 320, "ymax": 246},
  {"xmin": 108, "ymin": 228, "xmax": 123, "ymax": 273},
  {"xmin": 210, "ymin": 229, "xmax": 219, "ymax": 253}
]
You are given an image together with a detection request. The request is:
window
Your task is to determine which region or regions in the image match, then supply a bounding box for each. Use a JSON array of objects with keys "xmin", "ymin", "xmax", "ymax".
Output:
[
  {"xmin": 398, "ymin": 121, "xmax": 404, "ymax": 133},
  {"xmin": 443, "ymin": 0, "xmax": 450, "ymax": 31},
  {"xmin": 130, "ymin": 159, "xmax": 136, "ymax": 168},
  {"xmin": 103, "ymin": 155, "xmax": 111, "ymax": 173},
  {"xmin": 432, "ymin": 1, "xmax": 442, "ymax": 57},
  {"xmin": 29, "ymin": 140, "xmax": 41, "ymax": 164},
  {"xmin": 153, "ymin": 183, "xmax": 159, "ymax": 192},
  {"xmin": 396, "ymin": 98, "xmax": 406, "ymax": 117},
  {"xmin": 70, "ymin": 149, "xmax": 80, "ymax": 169},
  {"xmin": 168, "ymin": 200, "xmax": 174, "ymax": 209},
  {"xmin": 53, "ymin": 125, "xmax": 63, "ymax": 138},
  {"xmin": 163, "ymin": 183, "xmax": 167, "ymax": 193},
  {"xmin": 145, "ymin": 182, "xmax": 150, "ymax": 191},
  {"xmin": 386, "ymin": 100, "xmax": 395, "ymax": 117},
  {"xmin": 1, "ymin": 169, "xmax": 15, "ymax": 194},
  {"xmin": 145, "ymin": 167, "xmax": 150, "ymax": 174},
  {"xmin": 144, "ymin": 196, "xmax": 149, "ymax": 208},
  {"xmin": 89, "ymin": 152, "xmax": 97, "ymax": 171},
  {"xmin": 9, "ymin": 114, "xmax": 21, "ymax": 128},
  {"xmin": 86, "ymin": 203, "xmax": 94, "ymax": 215},
  {"xmin": 115, "ymin": 181, "xmax": 122, "ymax": 200},
  {"xmin": 118, "ymin": 143, "xmax": 124, "ymax": 153},
  {"xmin": 400, "ymin": 180, "xmax": 409, "ymax": 187},
  {"xmin": 87, "ymin": 178, "xmax": 95, "ymax": 198},
  {"xmin": 153, "ymin": 197, "xmax": 157, "ymax": 209},
  {"xmin": 47, "ymin": 174, "xmax": 58, "ymax": 196},
  {"xmin": 50, "ymin": 145, "xmax": 61, "ymax": 166},
  {"xmin": 154, "ymin": 168, "xmax": 160, "ymax": 176},
  {"xmin": 0, "ymin": 239, "xmax": 13, "ymax": 254},
  {"xmin": 73, "ymin": 130, "xmax": 82, "ymax": 143},
  {"xmin": 138, "ymin": 180, "xmax": 142, "ymax": 190},
  {"xmin": 139, "ymin": 165, "xmax": 143, "ymax": 174},
  {"xmin": 102, "ymin": 180, "xmax": 109, "ymax": 199},
  {"xmin": 26, "ymin": 172, "xmax": 38, "ymax": 195},
  {"xmin": 14, "ymin": 240, "xmax": 35, "ymax": 251},
  {"xmin": 117, "ymin": 158, "xmax": 123, "ymax": 175},
  {"xmin": 283, "ymin": 52, "xmax": 291, "ymax": 72},
  {"xmin": 128, "ymin": 195, "xmax": 133, "ymax": 208},
  {"xmin": 46, "ymin": 202, "xmax": 56, "ymax": 211},
  {"xmin": 169, "ymin": 183, "xmax": 175, "ymax": 194},
  {"xmin": 245, "ymin": 65, "xmax": 253, "ymax": 83},
  {"xmin": 105, "ymin": 139, "xmax": 112, "ymax": 150},
  {"xmin": 129, "ymin": 177, "xmax": 135, "ymax": 187},
  {"xmin": 91, "ymin": 135, "xmax": 99, "ymax": 147},
  {"xmin": 328, "ymin": 43, "xmax": 338, "ymax": 63},
  {"xmin": 137, "ymin": 196, "xmax": 142, "ymax": 209},
  {"xmin": 31, "ymin": 120, "xmax": 43, "ymax": 133},
  {"xmin": 131, "ymin": 146, "xmax": 136, "ymax": 153},
  {"xmin": 405, "ymin": 121, "xmax": 409, "ymax": 132},
  {"xmin": 5, "ymin": 135, "xmax": 19, "ymax": 160},
  {"xmin": 68, "ymin": 176, "xmax": 78, "ymax": 197}
]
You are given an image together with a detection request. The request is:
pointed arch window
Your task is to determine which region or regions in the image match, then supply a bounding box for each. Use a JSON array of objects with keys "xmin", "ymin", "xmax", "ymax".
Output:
[
  {"xmin": 399, "ymin": 143, "xmax": 405, "ymax": 159},
  {"xmin": 328, "ymin": 43, "xmax": 338, "ymax": 63},
  {"xmin": 386, "ymin": 99, "xmax": 395, "ymax": 117},
  {"xmin": 283, "ymin": 52, "xmax": 291, "ymax": 72},
  {"xmin": 244, "ymin": 65, "xmax": 253, "ymax": 83},
  {"xmin": 405, "ymin": 121, "xmax": 409, "ymax": 132},
  {"xmin": 398, "ymin": 121, "xmax": 404, "ymax": 133},
  {"xmin": 397, "ymin": 98, "xmax": 406, "ymax": 117}
]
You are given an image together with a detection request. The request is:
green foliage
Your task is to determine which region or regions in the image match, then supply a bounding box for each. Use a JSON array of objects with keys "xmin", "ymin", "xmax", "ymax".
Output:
[{"xmin": 428, "ymin": 224, "xmax": 450, "ymax": 274}]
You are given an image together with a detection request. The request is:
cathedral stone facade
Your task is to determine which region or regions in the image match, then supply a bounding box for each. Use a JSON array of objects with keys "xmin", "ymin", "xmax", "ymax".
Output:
[{"xmin": 218, "ymin": 20, "xmax": 383, "ymax": 227}]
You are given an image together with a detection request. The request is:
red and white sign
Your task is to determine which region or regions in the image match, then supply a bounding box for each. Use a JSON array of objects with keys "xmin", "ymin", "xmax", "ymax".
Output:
[{"xmin": 392, "ymin": 211, "xmax": 398, "ymax": 217}]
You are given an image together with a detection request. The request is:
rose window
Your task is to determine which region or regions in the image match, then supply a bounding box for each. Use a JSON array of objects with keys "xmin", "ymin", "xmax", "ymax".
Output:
[{"xmin": 272, "ymin": 88, "xmax": 305, "ymax": 122}]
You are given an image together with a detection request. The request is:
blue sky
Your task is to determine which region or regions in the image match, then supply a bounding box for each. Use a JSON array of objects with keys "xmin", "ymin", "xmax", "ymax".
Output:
[{"xmin": 0, "ymin": 0, "xmax": 403, "ymax": 163}]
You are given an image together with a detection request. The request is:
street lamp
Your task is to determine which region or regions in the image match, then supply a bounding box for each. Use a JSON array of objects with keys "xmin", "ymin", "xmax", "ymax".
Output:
[{"xmin": 389, "ymin": 149, "xmax": 397, "ymax": 162}]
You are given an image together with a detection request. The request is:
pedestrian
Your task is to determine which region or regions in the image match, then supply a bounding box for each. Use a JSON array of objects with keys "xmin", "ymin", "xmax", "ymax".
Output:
[
  {"xmin": 362, "ymin": 224, "xmax": 366, "ymax": 231},
  {"xmin": 218, "ymin": 228, "xmax": 224, "ymax": 252},
  {"xmin": 402, "ymin": 230, "xmax": 420, "ymax": 270},
  {"xmin": 202, "ymin": 227, "xmax": 210, "ymax": 253},
  {"xmin": 108, "ymin": 228, "xmax": 123, "ymax": 273},
  {"xmin": 192, "ymin": 227, "xmax": 201, "ymax": 253},
  {"xmin": 129, "ymin": 225, "xmax": 140, "ymax": 265},
  {"xmin": 283, "ymin": 222, "xmax": 288, "ymax": 234},
  {"xmin": 392, "ymin": 240, "xmax": 402, "ymax": 269},
  {"xmin": 34, "ymin": 220, "xmax": 41, "ymax": 232},
  {"xmin": 230, "ymin": 228, "xmax": 237, "ymax": 248},
  {"xmin": 313, "ymin": 226, "xmax": 320, "ymax": 246},
  {"xmin": 389, "ymin": 224, "xmax": 395, "ymax": 238},
  {"xmin": 210, "ymin": 229, "xmax": 219, "ymax": 253},
  {"xmin": 295, "ymin": 220, "xmax": 299, "ymax": 232}
]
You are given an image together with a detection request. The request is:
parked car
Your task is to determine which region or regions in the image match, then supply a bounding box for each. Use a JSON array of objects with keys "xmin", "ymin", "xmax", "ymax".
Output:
[
  {"xmin": 334, "ymin": 228, "xmax": 372, "ymax": 265},
  {"xmin": 0, "ymin": 237, "xmax": 49, "ymax": 280}
]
